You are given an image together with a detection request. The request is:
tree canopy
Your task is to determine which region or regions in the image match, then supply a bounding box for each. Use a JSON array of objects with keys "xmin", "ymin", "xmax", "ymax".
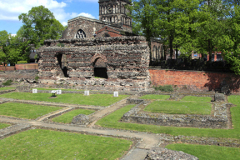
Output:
[
  {"xmin": 130, "ymin": 0, "xmax": 240, "ymax": 75},
  {"xmin": 18, "ymin": 5, "xmax": 65, "ymax": 48}
]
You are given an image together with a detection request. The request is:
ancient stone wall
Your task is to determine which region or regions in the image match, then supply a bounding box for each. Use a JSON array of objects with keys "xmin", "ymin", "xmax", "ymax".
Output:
[{"xmin": 37, "ymin": 36, "xmax": 150, "ymax": 91}]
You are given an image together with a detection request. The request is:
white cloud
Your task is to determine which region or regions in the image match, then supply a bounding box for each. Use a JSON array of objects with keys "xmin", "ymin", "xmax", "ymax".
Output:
[{"xmin": 0, "ymin": 0, "xmax": 97, "ymax": 28}]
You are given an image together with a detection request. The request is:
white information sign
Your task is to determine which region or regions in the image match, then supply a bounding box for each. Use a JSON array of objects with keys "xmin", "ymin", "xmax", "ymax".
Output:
[
  {"xmin": 57, "ymin": 90, "xmax": 62, "ymax": 95},
  {"xmin": 113, "ymin": 91, "xmax": 119, "ymax": 97},
  {"xmin": 51, "ymin": 90, "xmax": 57, "ymax": 94},
  {"xmin": 84, "ymin": 90, "xmax": 89, "ymax": 96},
  {"xmin": 32, "ymin": 89, "xmax": 37, "ymax": 93}
]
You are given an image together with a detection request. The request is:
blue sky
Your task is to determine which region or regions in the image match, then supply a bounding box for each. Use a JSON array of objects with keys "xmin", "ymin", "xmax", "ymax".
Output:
[{"xmin": 0, "ymin": 0, "xmax": 99, "ymax": 34}]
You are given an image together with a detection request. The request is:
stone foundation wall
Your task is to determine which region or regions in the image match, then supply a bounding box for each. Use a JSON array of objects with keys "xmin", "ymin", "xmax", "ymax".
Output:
[
  {"xmin": 37, "ymin": 36, "xmax": 150, "ymax": 91},
  {"xmin": 121, "ymin": 100, "xmax": 229, "ymax": 129}
]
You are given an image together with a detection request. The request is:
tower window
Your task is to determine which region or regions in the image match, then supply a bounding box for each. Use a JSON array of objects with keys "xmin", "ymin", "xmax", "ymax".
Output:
[{"xmin": 76, "ymin": 29, "xmax": 86, "ymax": 39}]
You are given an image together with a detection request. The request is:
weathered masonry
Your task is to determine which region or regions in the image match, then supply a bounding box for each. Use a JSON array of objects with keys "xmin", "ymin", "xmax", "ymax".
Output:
[{"xmin": 37, "ymin": 36, "xmax": 150, "ymax": 91}]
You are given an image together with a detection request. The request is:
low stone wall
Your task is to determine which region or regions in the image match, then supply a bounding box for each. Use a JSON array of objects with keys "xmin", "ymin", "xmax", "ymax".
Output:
[
  {"xmin": 121, "ymin": 99, "xmax": 229, "ymax": 129},
  {"xmin": 0, "ymin": 89, "xmax": 15, "ymax": 95},
  {"xmin": 145, "ymin": 148, "xmax": 198, "ymax": 160},
  {"xmin": 158, "ymin": 134, "xmax": 240, "ymax": 148}
]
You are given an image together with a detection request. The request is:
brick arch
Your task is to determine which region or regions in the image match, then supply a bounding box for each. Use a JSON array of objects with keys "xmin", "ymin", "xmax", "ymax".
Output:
[{"xmin": 91, "ymin": 53, "xmax": 108, "ymax": 66}]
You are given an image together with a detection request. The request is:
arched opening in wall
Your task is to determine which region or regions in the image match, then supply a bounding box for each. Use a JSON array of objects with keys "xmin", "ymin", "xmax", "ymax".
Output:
[
  {"xmin": 76, "ymin": 29, "xmax": 86, "ymax": 39},
  {"xmin": 94, "ymin": 58, "xmax": 108, "ymax": 79},
  {"xmin": 161, "ymin": 46, "xmax": 164, "ymax": 60},
  {"xmin": 103, "ymin": 33, "xmax": 111, "ymax": 37},
  {"xmin": 158, "ymin": 46, "xmax": 161, "ymax": 60},
  {"xmin": 57, "ymin": 53, "xmax": 69, "ymax": 77}
]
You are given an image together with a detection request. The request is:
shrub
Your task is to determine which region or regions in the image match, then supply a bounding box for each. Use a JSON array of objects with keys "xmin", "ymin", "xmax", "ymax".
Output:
[
  {"xmin": 35, "ymin": 76, "xmax": 39, "ymax": 81},
  {"xmin": 34, "ymin": 54, "xmax": 38, "ymax": 60},
  {"xmin": 17, "ymin": 61, "xmax": 27, "ymax": 64},
  {"xmin": 3, "ymin": 80, "xmax": 13, "ymax": 86},
  {"xmin": 57, "ymin": 43, "xmax": 64, "ymax": 47},
  {"xmin": 154, "ymin": 85, "xmax": 173, "ymax": 92}
]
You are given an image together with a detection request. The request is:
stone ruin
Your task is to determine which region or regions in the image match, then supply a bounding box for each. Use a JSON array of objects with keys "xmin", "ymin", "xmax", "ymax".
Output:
[{"xmin": 37, "ymin": 36, "xmax": 150, "ymax": 91}]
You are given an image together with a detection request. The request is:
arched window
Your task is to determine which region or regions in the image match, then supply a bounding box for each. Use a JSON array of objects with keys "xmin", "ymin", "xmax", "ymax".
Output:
[
  {"xmin": 161, "ymin": 46, "xmax": 164, "ymax": 59},
  {"xmin": 76, "ymin": 29, "xmax": 86, "ymax": 39},
  {"xmin": 158, "ymin": 46, "xmax": 161, "ymax": 59},
  {"xmin": 152, "ymin": 46, "xmax": 156, "ymax": 60}
]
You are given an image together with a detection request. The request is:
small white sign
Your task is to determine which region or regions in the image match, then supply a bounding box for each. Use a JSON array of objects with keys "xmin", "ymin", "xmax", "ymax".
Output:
[
  {"xmin": 113, "ymin": 91, "xmax": 118, "ymax": 97},
  {"xmin": 51, "ymin": 90, "xmax": 57, "ymax": 94},
  {"xmin": 57, "ymin": 90, "xmax": 62, "ymax": 95},
  {"xmin": 84, "ymin": 90, "xmax": 89, "ymax": 96},
  {"xmin": 32, "ymin": 89, "xmax": 37, "ymax": 93}
]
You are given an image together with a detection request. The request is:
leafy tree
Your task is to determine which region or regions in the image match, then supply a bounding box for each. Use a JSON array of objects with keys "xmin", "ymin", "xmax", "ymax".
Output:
[
  {"xmin": 0, "ymin": 30, "xmax": 9, "ymax": 64},
  {"xmin": 130, "ymin": 0, "xmax": 159, "ymax": 42},
  {"xmin": 19, "ymin": 5, "xmax": 64, "ymax": 48},
  {"xmin": 217, "ymin": 5, "xmax": 240, "ymax": 75}
]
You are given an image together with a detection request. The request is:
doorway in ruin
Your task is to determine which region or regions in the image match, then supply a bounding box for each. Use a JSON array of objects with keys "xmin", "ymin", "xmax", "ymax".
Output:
[
  {"xmin": 93, "ymin": 58, "xmax": 108, "ymax": 79},
  {"xmin": 57, "ymin": 53, "xmax": 69, "ymax": 77}
]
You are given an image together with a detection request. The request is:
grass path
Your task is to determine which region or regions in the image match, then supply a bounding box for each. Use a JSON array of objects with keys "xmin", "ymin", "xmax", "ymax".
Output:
[
  {"xmin": 0, "ymin": 102, "xmax": 61, "ymax": 119},
  {"xmin": 0, "ymin": 123, "xmax": 10, "ymax": 129},
  {"xmin": 0, "ymin": 129, "xmax": 132, "ymax": 160},
  {"xmin": 144, "ymin": 100, "xmax": 212, "ymax": 115},
  {"xmin": 52, "ymin": 109, "xmax": 95, "ymax": 123},
  {"xmin": 0, "ymin": 92, "xmax": 129, "ymax": 106},
  {"xmin": 0, "ymin": 87, "xmax": 15, "ymax": 91}
]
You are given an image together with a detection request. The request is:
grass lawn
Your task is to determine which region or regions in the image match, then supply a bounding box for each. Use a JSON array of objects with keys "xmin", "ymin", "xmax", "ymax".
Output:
[
  {"xmin": 181, "ymin": 96, "xmax": 212, "ymax": 102},
  {"xmin": 0, "ymin": 129, "xmax": 132, "ymax": 160},
  {"xmin": 0, "ymin": 102, "xmax": 61, "ymax": 119},
  {"xmin": 0, "ymin": 123, "xmax": 10, "ymax": 129},
  {"xmin": 36, "ymin": 88, "xmax": 83, "ymax": 91},
  {"xmin": 0, "ymin": 92, "xmax": 129, "ymax": 106},
  {"xmin": 96, "ymin": 95, "xmax": 240, "ymax": 139},
  {"xmin": 140, "ymin": 94, "xmax": 170, "ymax": 100},
  {"xmin": 144, "ymin": 101, "xmax": 212, "ymax": 115},
  {"xmin": 166, "ymin": 144, "xmax": 240, "ymax": 160},
  {"xmin": 52, "ymin": 109, "xmax": 95, "ymax": 123},
  {"xmin": 0, "ymin": 87, "xmax": 15, "ymax": 91}
]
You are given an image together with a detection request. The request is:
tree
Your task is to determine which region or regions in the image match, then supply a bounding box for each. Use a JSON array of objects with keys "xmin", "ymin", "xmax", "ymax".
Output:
[
  {"xmin": 130, "ymin": 0, "xmax": 159, "ymax": 42},
  {"xmin": 19, "ymin": 5, "xmax": 64, "ymax": 48},
  {"xmin": 217, "ymin": 5, "xmax": 240, "ymax": 75}
]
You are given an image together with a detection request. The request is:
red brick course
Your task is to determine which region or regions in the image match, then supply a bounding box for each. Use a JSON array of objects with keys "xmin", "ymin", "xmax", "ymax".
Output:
[{"xmin": 149, "ymin": 69, "xmax": 240, "ymax": 92}]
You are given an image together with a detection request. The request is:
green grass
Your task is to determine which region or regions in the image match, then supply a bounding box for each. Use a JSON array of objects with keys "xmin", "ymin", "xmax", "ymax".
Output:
[
  {"xmin": 144, "ymin": 100, "xmax": 212, "ymax": 115},
  {"xmin": 166, "ymin": 144, "xmax": 240, "ymax": 160},
  {"xmin": 0, "ymin": 102, "xmax": 61, "ymax": 119},
  {"xmin": 140, "ymin": 94, "xmax": 170, "ymax": 100},
  {"xmin": 0, "ymin": 87, "xmax": 15, "ymax": 91},
  {"xmin": 0, "ymin": 129, "xmax": 132, "ymax": 160},
  {"xmin": 52, "ymin": 109, "xmax": 95, "ymax": 123},
  {"xmin": 0, "ymin": 92, "xmax": 129, "ymax": 106},
  {"xmin": 96, "ymin": 95, "xmax": 240, "ymax": 139},
  {"xmin": 181, "ymin": 96, "xmax": 212, "ymax": 102},
  {"xmin": 36, "ymin": 88, "xmax": 83, "ymax": 91},
  {"xmin": 0, "ymin": 123, "xmax": 10, "ymax": 129}
]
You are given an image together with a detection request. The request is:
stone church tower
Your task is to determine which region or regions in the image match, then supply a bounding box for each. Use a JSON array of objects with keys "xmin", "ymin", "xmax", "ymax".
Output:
[
  {"xmin": 99, "ymin": 0, "xmax": 132, "ymax": 33},
  {"xmin": 62, "ymin": 0, "xmax": 133, "ymax": 39}
]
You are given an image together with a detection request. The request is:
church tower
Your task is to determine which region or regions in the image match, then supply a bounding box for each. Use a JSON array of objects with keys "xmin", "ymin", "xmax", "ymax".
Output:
[{"xmin": 99, "ymin": 0, "xmax": 132, "ymax": 33}]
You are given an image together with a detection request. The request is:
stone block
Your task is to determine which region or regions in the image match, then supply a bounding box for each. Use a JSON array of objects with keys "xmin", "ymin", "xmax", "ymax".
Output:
[
  {"xmin": 214, "ymin": 93, "xmax": 225, "ymax": 102},
  {"xmin": 145, "ymin": 148, "xmax": 199, "ymax": 160},
  {"xmin": 72, "ymin": 114, "xmax": 89, "ymax": 125}
]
